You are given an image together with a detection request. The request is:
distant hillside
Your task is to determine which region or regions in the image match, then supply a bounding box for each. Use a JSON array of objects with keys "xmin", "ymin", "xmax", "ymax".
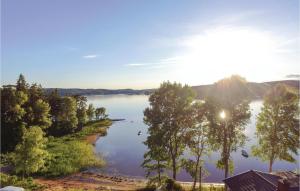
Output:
[
  {"xmin": 44, "ymin": 80, "xmax": 299, "ymax": 100},
  {"xmin": 43, "ymin": 88, "xmax": 153, "ymax": 96},
  {"xmin": 192, "ymin": 80, "xmax": 299, "ymax": 99}
]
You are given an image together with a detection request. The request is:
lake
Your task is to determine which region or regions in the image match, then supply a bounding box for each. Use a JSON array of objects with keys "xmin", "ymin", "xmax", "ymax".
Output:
[{"xmin": 87, "ymin": 94, "xmax": 299, "ymax": 182}]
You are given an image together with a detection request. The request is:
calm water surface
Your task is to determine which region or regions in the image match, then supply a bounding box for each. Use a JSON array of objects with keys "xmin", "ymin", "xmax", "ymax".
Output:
[{"xmin": 87, "ymin": 94, "xmax": 299, "ymax": 182}]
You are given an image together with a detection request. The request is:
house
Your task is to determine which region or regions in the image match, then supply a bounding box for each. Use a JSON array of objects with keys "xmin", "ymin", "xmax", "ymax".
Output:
[{"xmin": 223, "ymin": 170, "xmax": 299, "ymax": 191}]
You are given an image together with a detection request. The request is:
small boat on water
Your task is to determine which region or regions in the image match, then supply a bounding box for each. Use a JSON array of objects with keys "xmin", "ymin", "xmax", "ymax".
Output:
[
  {"xmin": 138, "ymin": 131, "xmax": 142, "ymax": 136},
  {"xmin": 241, "ymin": 150, "xmax": 249, "ymax": 158}
]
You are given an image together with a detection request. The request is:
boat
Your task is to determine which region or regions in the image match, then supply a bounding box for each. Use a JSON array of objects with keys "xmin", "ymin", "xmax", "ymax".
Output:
[
  {"xmin": 138, "ymin": 131, "xmax": 142, "ymax": 136},
  {"xmin": 241, "ymin": 150, "xmax": 249, "ymax": 158}
]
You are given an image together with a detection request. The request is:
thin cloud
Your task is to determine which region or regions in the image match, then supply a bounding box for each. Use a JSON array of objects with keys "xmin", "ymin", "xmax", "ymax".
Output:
[
  {"xmin": 83, "ymin": 54, "xmax": 99, "ymax": 59},
  {"xmin": 126, "ymin": 63, "xmax": 149, "ymax": 66},
  {"xmin": 125, "ymin": 56, "xmax": 181, "ymax": 68}
]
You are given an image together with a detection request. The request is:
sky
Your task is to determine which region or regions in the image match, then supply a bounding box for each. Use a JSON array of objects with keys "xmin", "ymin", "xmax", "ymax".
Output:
[{"xmin": 1, "ymin": 0, "xmax": 299, "ymax": 89}]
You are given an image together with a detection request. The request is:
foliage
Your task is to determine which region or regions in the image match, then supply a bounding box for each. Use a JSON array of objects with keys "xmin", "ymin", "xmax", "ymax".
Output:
[
  {"xmin": 95, "ymin": 107, "xmax": 108, "ymax": 120},
  {"xmin": 1, "ymin": 86, "xmax": 28, "ymax": 152},
  {"xmin": 0, "ymin": 173, "xmax": 44, "ymax": 191},
  {"xmin": 69, "ymin": 119, "xmax": 111, "ymax": 140},
  {"xmin": 12, "ymin": 126, "xmax": 48, "ymax": 178},
  {"xmin": 143, "ymin": 81, "xmax": 196, "ymax": 180},
  {"xmin": 51, "ymin": 96, "xmax": 79, "ymax": 135},
  {"xmin": 26, "ymin": 99, "xmax": 52, "ymax": 129},
  {"xmin": 205, "ymin": 75, "xmax": 251, "ymax": 179},
  {"xmin": 183, "ymin": 101, "xmax": 211, "ymax": 190},
  {"xmin": 46, "ymin": 88, "xmax": 61, "ymax": 122},
  {"xmin": 24, "ymin": 83, "xmax": 51, "ymax": 129},
  {"xmin": 16, "ymin": 74, "xmax": 29, "ymax": 92},
  {"xmin": 165, "ymin": 178, "xmax": 185, "ymax": 191},
  {"xmin": 86, "ymin": 104, "xmax": 95, "ymax": 121},
  {"xmin": 1, "ymin": 74, "xmax": 51, "ymax": 152},
  {"xmin": 73, "ymin": 95, "xmax": 88, "ymax": 129},
  {"xmin": 41, "ymin": 120, "xmax": 110, "ymax": 177},
  {"xmin": 252, "ymin": 84, "xmax": 300, "ymax": 172},
  {"xmin": 142, "ymin": 129, "xmax": 169, "ymax": 185}
]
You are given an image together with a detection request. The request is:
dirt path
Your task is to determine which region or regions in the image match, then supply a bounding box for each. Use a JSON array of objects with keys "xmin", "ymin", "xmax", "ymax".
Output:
[{"xmin": 36, "ymin": 172, "xmax": 146, "ymax": 191}]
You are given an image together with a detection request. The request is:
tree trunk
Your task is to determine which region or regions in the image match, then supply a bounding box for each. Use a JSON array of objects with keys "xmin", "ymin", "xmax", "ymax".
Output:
[
  {"xmin": 199, "ymin": 165, "xmax": 202, "ymax": 191},
  {"xmin": 172, "ymin": 157, "xmax": 177, "ymax": 180},
  {"xmin": 157, "ymin": 160, "xmax": 161, "ymax": 184},
  {"xmin": 225, "ymin": 158, "xmax": 229, "ymax": 178},
  {"xmin": 269, "ymin": 159, "xmax": 273, "ymax": 172},
  {"xmin": 223, "ymin": 122, "xmax": 229, "ymax": 191},
  {"xmin": 193, "ymin": 155, "xmax": 200, "ymax": 191},
  {"xmin": 224, "ymin": 157, "xmax": 229, "ymax": 191}
]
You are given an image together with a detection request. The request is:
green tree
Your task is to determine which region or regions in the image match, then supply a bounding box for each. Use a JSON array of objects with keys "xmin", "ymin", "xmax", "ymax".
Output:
[
  {"xmin": 49, "ymin": 97, "xmax": 78, "ymax": 135},
  {"xmin": 142, "ymin": 130, "xmax": 169, "ymax": 185},
  {"xmin": 28, "ymin": 83, "xmax": 45, "ymax": 103},
  {"xmin": 22, "ymin": 81, "xmax": 51, "ymax": 130},
  {"xmin": 26, "ymin": 99, "xmax": 52, "ymax": 129},
  {"xmin": 95, "ymin": 107, "xmax": 107, "ymax": 120},
  {"xmin": 86, "ymin": 104, "xmax": 95, "ymax": 121},
  {"xmin": 252, "ymin": 84, "xmax": 299, "ymax": 172},
  {"xmin": 206, "ymin": 75, "xmax": 251, "ymax": 183},
  {"xmin": 73, "ymin": 95, "xmax": 88, "ymax": 129},
  {"xmin": 144, "ymin": 82, "xmax": 195, "ymax": 180},
  {"xmin": 1, "ymin": 87, "xmax": 28, "ymax": 152},
  {"xmin": 13, "ymin": 126, "xmax": 48, "ymax": 178},
  {"xmin": 57, "ymin": 97, "xmax": 78, "ymax": 134},
  {"xmin": 16, "ymin": 74, "xmax": 29, "ymax": 93},
  {"xmin": 47, "ymin": 89, "xmax": 61, "ymax": 123},
  {"xmin": 183, "ymin": 101, "xmax": 210, "ymax": 191}
]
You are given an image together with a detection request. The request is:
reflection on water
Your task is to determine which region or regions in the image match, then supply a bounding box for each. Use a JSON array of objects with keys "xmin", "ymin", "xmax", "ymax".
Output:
[{"xmin": 87, "ymin": 95, "xmax": 299, "ymax": 182}]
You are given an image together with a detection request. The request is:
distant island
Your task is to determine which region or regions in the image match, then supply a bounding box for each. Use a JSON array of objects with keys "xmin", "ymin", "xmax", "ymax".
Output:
[{"xmin": 44, "ymin": 80, "xmax": 299, "ymax": 100}]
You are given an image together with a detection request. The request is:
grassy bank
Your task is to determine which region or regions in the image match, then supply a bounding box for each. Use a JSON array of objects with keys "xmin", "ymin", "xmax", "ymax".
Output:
[
  {"xmin": 42, "ymin": 119, "xmax": 112, "ymax": 177},
  {"xmin": 0, "ymin": 119, "xmax": 112, "ymax": 190}
]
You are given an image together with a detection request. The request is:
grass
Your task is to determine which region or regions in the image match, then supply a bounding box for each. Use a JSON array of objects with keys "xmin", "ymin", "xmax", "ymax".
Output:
[
  {"xmin": 41, "ymin": 119, "xmax": 112, "ymax": 177},
  {"xmin": 51, "ymin": 119, "xmax": 112, "ymax": 142}
]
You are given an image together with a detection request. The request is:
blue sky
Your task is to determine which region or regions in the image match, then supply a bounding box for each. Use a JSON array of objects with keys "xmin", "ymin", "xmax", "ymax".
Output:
[{"xmin": 1, "ymin": 0, "xmax": 299, "ymax": 89}]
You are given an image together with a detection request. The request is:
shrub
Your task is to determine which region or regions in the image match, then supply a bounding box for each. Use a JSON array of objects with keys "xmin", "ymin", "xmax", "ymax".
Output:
[
  {"xmin": 0, "ymin": 173, "xmax": 44, "ymax": 190},
  {"xmin": 165, "ymin": 178, "xmax": 185, "ymax": 191}
]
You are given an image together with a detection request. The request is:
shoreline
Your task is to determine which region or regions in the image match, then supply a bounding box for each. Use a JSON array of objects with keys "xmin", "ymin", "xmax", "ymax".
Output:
[
  {"xmin": 35, "ymin": 121, "xmax": 224, "ymax": 190},
  {"xmin": 86, "ymin": 134, "xmax": 100, "ymax": 145},
  {"xmin": 82, "ymin": 125, "xmax": 225, "ymax": 190},
  {"xmin": 36, "ymin": 170, "xmax": 224, "ymax": 191}
]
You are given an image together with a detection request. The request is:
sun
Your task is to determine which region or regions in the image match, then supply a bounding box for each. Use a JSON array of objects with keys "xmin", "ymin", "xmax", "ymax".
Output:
[
  {"xmin": 171, "ymin": 26, "xmax": 284, "ymax": 85},
  {"xmin": 220, "ymin": 110, "xmax": 226, "ymax": 119}
]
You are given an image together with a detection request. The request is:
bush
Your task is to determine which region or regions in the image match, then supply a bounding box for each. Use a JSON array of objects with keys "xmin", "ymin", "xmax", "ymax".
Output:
[
  {"xmin": 165, "ymin": 178, "xmax": 185, "ymax": 191},
  {"xmin": 0, "ymin": 173, "xmax": 44, "ymax": 190}
]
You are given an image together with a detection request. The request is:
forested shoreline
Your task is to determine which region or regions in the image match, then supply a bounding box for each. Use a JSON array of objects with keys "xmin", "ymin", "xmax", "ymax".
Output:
[
  {"xmin": 1, "ymin": 74, "xmax": 111, "ymax": 189},
  {"xmin": 1, "ymin": 74, "xmax": 299, "ymax": 191}
]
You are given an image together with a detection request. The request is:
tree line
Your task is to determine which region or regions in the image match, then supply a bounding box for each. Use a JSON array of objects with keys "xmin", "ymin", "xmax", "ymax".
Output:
[
  {"xmin": 142, "ymin": 75, "xmax": 299, "ymax": 191},
  {"xmin": 1, "ymin": 74, "xmax": 108, "ymax": 177}
]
